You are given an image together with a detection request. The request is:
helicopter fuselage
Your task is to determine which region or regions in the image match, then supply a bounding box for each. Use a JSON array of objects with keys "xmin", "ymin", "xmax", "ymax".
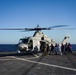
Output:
[{"xmin": 17, "ymin": 31, "xmax": 54, "ymax": 53}]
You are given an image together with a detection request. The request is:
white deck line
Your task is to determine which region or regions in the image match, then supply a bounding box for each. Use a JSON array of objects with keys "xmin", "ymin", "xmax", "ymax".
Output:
[{"xmin": 10, "ymin": 56, "xmax": 76, "ymax": 72}]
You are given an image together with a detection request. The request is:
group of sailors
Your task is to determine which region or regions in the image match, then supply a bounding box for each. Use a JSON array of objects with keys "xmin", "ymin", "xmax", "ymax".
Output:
[{"xmin": 42, "ymin": 42, "xmax": 72, "ymax": 56}]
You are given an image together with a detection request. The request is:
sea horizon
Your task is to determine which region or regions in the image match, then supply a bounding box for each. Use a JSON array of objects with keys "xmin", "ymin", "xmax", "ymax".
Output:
[{"xmin": 0, "ymin": 44, "xmax": 76, "ymax": 52}]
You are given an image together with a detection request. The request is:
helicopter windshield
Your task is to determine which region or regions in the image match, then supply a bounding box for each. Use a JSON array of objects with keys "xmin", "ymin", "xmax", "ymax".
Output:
[{"xmin": 19, "ymin": 38, "xmax": 29, "ymax": 44}]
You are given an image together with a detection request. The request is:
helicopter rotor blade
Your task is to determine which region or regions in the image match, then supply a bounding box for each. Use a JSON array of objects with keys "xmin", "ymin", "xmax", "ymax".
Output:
[
  {"xmin": 57, "ymin": 28, "xmax": 76, "ymax": 30},
  {"xmin": 0, "ymin": 25, "xmax": 73, "ymax": 31},
  {"xmin": 0, "ymin": 28, "xmax": 25, "ymax": 30},
  {"xmin": 24, "ymin": 25, "xmax": 69, "ymax": 31},
  {"xmin": 48, "ymin": 25, "xmax": 69, "ymax": 29}
]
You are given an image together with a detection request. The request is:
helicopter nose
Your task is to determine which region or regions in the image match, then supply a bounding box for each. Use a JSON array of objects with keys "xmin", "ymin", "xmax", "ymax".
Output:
[
  {"xmin": 18, "ymin": 46, "xmax": 28, "ymax": 51},
  {"xmin": 17, "ymin": 43, "xmax": 28, "ymax": 52}
]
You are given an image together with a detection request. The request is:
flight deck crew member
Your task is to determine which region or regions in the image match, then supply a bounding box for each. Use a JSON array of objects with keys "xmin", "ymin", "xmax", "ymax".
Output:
[
  {"xmin": 64, "ymin": 43, "xmax": 68, "ymax": 54},
  {"xmin": 50, "ymin": 44, "xmax": 54, "ymax": 55},
  {"xmin": 67, "ymin": 43, "xmax": 72, "ymax": 54},
  {"xmin": 46, "ymin": 44, "xmax": 50, "ymax": 55},
  {"xmin": 61, "ymin": 43, "xmax": 64, "ymax": 54},
  {"xmin": 42, "ymin": 43, "xmax": 47, "ymax": 56},
  {"xmin": 54, "ymin": 43, "xmax": 58, "ymax": 55},
  {"xmin": 58, "ymin": 44, "xmax": 62, "ymax": 55}
]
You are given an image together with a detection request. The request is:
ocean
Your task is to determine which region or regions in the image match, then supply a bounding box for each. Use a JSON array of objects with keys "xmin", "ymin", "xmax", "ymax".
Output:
[
  {"xmin": 0, "ymin": 44, "xmax": 76, "ymax": 52},
  {"xmin": 0, "ymin": 44, "xmax": 17, "ymax": 52}
]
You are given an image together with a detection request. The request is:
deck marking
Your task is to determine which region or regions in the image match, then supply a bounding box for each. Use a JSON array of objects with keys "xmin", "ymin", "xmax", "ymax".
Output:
[
  {"xmin": 0, "ymin": 56, "xmax": 15, "ymax": 60},
  {"xmin": 10, "ymin": 56, "xmax": 76, "ymax": 72},
  {"xmin": 26, "ymin": 56, "xmax": 39, "ymax": 59},
  {"xmin": 6, "ymin": 55, "xmax": 39, "ymax": 60},
  {"xmin": 0, "ymin": 58, "xmax": 16, "ymax": 60}
]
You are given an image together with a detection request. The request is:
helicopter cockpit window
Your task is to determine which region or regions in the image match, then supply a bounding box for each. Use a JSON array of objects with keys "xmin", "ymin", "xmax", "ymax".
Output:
[{"xmin": 19, "ymin": 39, "xmax": 28, "ymax": 44}]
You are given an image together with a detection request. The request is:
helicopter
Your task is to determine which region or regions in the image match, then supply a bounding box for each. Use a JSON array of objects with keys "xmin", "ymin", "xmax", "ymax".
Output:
[{"xmin": 0, "ymin": 25, "xmax": 74, "ymax": 53}]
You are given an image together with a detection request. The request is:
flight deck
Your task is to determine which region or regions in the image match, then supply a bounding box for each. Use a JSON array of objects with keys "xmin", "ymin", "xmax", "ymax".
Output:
[{"xmin": 0, "ymin": 52, "xmax": 76, "ymax": 75}]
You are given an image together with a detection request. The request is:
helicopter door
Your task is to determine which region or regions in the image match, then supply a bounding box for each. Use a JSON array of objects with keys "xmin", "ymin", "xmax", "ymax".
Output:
[
  {"xmin": 33, "ymin": 40, "xmax": 40, "ymax": 51},
  {"xmin": 40, "ymin": 41, "xmax": 46, "ymax": 52},
  {"xmin": 28, "ymin": 40, "xmax": 33, "ymax": 50},
  {"xmin": 41, "ymin": 36, "xmax": 44, "ymax": 40}
]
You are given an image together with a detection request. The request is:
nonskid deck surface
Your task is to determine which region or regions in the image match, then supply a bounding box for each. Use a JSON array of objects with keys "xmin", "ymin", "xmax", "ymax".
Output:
[{"xmin": 0, "ymin": 52, "xmax": 76, "ymax": 75}]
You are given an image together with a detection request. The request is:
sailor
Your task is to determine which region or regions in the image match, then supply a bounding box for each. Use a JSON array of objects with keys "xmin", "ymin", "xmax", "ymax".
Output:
[
  {"xmin": 67, "ymin": 43, "xmax": 72, "ymax": 54},
  {"xmin": 49, "ymin": 44, "xmax": 54, "ymax": 55},
  {"xmin": 64, "ymin": 43, "xmax": 68, "ymax": 54},
  {"xmin": 61, "ymin": 43, "xmax": 64, "ymax": 54},
  {"xmin": 54, "ymin": 43, "xmax": 58, "ymax": 55},
  {"xmin": 42, "ymin": 42, "xmax": 47, "ymax": 56},
  {"xmin": 58, "ymin": 44, "xmax": 62, "ymax": 55}
]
